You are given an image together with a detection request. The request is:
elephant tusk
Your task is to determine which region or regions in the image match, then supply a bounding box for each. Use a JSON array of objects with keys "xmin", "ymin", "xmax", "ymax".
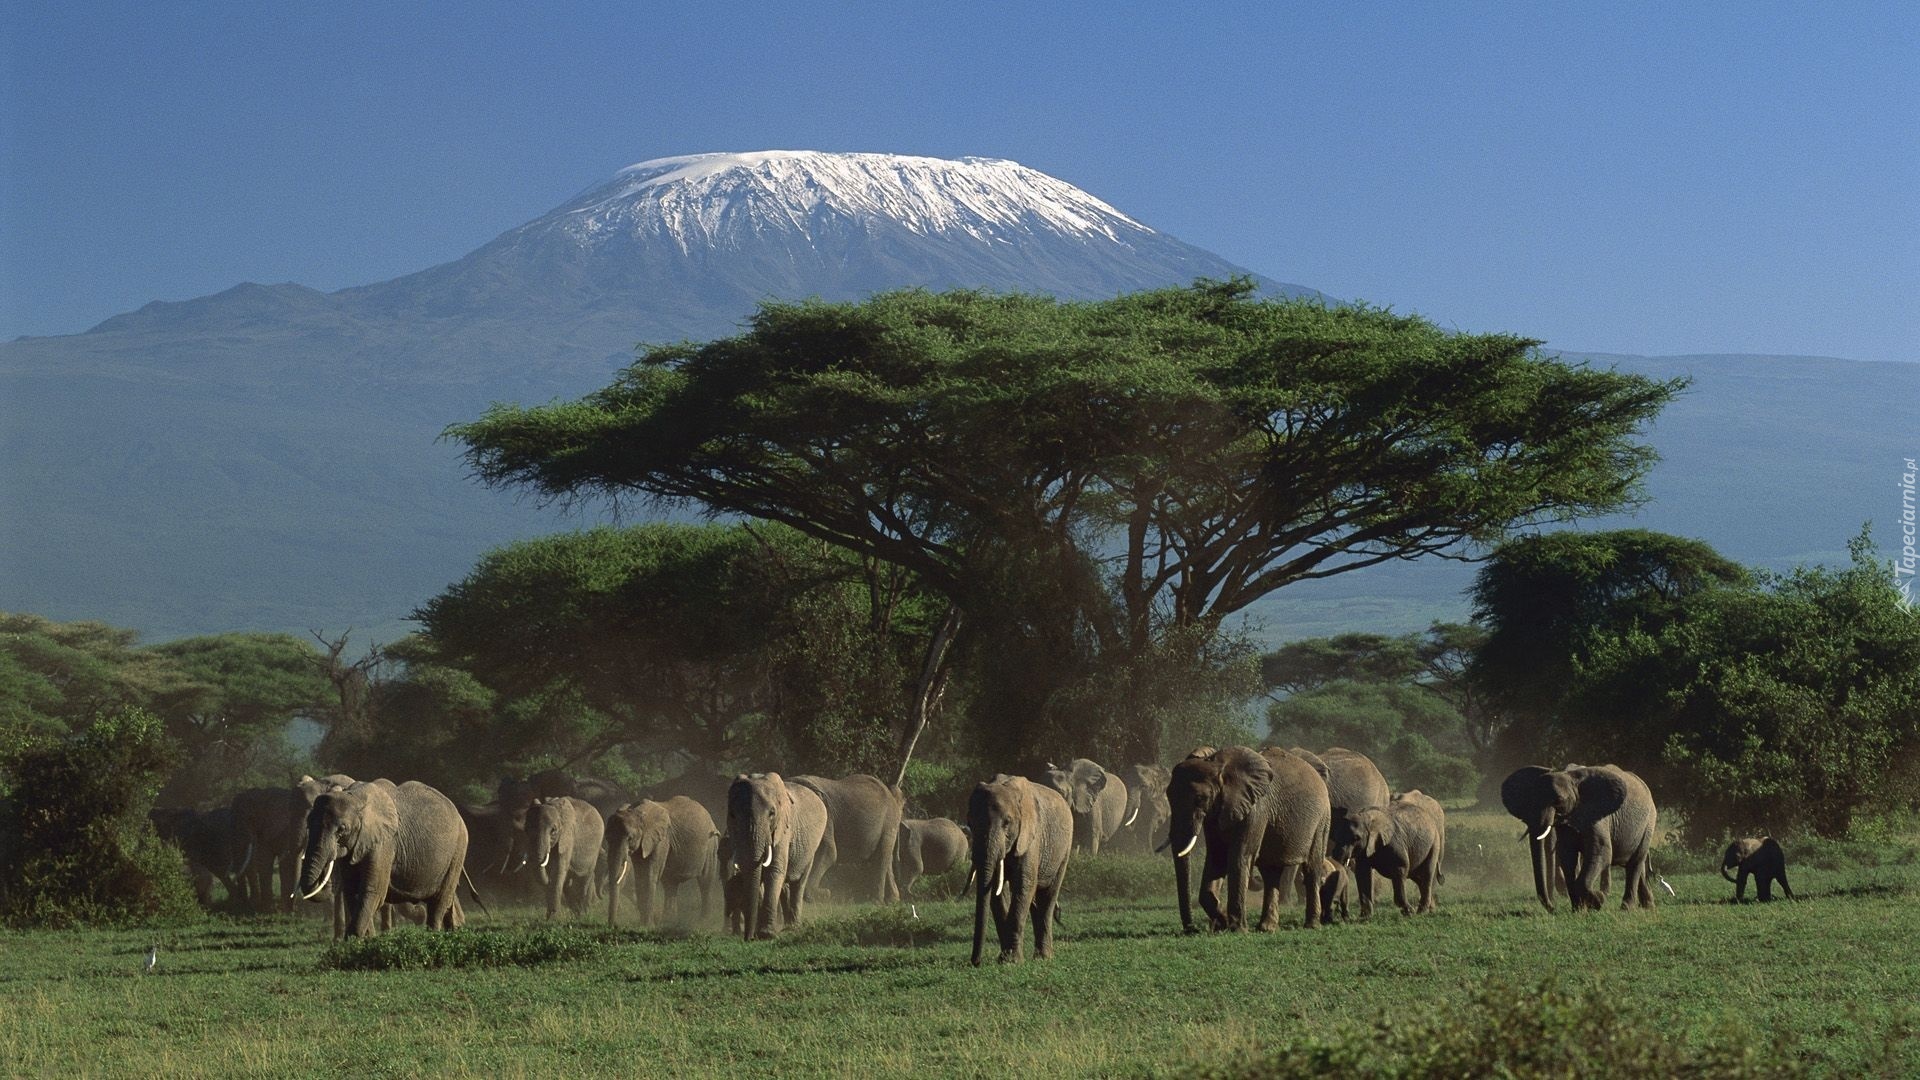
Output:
[
  {"xmin": 234, "ymin": 841, "xmax": 253, "ymax": 878},
  {"xmin": 1534, "ymin": 826, "xmax": 1552, "ymax": 841},
  {"xmin": 539, "ymin": 850, "xmax": 551, "ymax": 870},
  {"xmin": 994, "ymin": 866, "xmax": 1005, "ymax": 898},
  {"xmin": 616, "ymin": 860, "xmax": 630, "ymax": 887},
  {"xmin": 298, "ymin": 857, "xmax": 335, "ymax": 902},
  {"xmin": 1122, "ymin": 807, "xmax": 1139, "ymax": 828},
  {"xmin": 762, "ymin": 846, "xmax": 774, "ymax": 869},
  {"xmin": 1175, "ymin": 835, "xmax": 1198, "ymax": 859}
]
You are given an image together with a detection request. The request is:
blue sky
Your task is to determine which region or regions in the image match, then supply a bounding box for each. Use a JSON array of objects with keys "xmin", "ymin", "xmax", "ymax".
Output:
[{"xmin": 4, "ymin": 1, "xmax": 1915, "ymax": 361}]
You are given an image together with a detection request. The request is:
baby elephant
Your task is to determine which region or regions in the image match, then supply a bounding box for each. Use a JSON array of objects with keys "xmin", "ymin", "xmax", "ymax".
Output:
[
  {"xmin": 1318, "ymin": 857, "xmax": 1351, "ymax": 922},
  {"xmin": 1722, "ymin": 836, "xmax": 1795, "ymax": 902}
]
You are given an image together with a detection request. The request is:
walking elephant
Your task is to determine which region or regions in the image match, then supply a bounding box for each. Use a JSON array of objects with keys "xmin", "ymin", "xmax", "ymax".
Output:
[
  {"xmin": 968, "ymin": 775, "xmax": 1072, "ymax": 965},
  {"xmin": 895, "ymin": 817, "xmax": 968, "ymax": 897},
  {"xmin": 1723, "ymin": 836, "xmax": 1795, "ymax": 903},
  {"xmin": 518, "ymin": 796, "xmax": 605, "ymax": 919},
  {"xmin": 792, "ymin": 773, "xmax": 902, "ymax": 904},
  {"xmin": 1167, "ymin": 746, "xmax": 1330, "ymax": 932},
  {"xmin": 1318, "ymin": 857, "xmax": 1351, "ymax": 922},
  {"xmin": 1331, "ymin": 789, "xmax": 1446, "ymax": 916},
  {"xmin": 295, "ymin": 779, "xmax": 468, "ymax": 938},
  {"xmin": 604, "ymin": 797, "xmax": 719, "ymax": 926},
  {"xmin": 728, "ymin": 773, "xmax": 830, "ymax": 940},
  {"xmin": 1502, "ymin": 764, "xmax": 1657, "ymax": 912},
  {"xmin": 1118, "ymin": 764, "xmax": 1171, "ymax": 854},
  {"xmin": 1038, "ymin": 759, "xmax": 1127, "ymax": 855}
]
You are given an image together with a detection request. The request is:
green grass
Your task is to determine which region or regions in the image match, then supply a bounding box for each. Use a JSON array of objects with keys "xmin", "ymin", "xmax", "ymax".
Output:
[{"xmin": 3, "ymin": 809, "xmax": 1916, "ymax": 1077}]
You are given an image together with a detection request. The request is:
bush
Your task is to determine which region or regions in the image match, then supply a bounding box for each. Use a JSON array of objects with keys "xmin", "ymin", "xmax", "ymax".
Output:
[
  {"xmin": 0, "ymin": 707, "xmax": 201, "ymax": 928},
  {"xmin": 1190, "ymin": 976, "xmax": 1805, "ymax": 1079},
  {"xmin": 319, "ymin": 925, "xmax": 618, "ymax": 970}
]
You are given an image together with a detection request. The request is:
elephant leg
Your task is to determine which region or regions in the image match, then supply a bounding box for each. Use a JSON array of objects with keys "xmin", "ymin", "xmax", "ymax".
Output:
[
  {"xmin": 1032, "ymin": 884, "xmax": 1060, "ymax": 959},
  {"xmin": 1356, "ymin": 860, "xmax": 1376, "ymax": 920},
  {"xmin": 990, "ymin": 881, "xmax": 1015, "ymax": 958},
  {"xmin": 1197, "ymin": 870, "xmax": 1227, "ymax": 932},
  {"xmin": 1757, "ymin": 868, "xmax": 1775, "ymax": 902},
  {"xmin": 1253, "ymin": 866, "xmax": 1282, "ymax": 932},
  {"xmin": 1002, "ymin": 868, "xmax": 1036, "ymax": 963},
  {"xmin": 1391, "ymin": 873, "xmax": 1412, "ymax": 916},
  {"xmin": 1776, "ymin": 869, "xmax": 1795, "ymax": 901}
]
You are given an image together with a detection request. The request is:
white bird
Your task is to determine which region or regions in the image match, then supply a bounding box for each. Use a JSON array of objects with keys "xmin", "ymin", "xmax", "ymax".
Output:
[
  {"xmin": 910, "ymin": 904, "xmax": 919, "ymax": 920},
  {"xmin": 1659, "ymin": 876, "xmax": 1676, "ymax": 898},
  {"xmin": 143, "ymin": 944, "xmax": 158, "ymax": 975}
]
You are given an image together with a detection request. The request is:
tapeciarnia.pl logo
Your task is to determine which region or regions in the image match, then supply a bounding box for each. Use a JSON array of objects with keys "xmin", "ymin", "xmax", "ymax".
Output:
[{"xmin": 1899, "ymin": 457, "xmax": 1916, "ymax": 607}]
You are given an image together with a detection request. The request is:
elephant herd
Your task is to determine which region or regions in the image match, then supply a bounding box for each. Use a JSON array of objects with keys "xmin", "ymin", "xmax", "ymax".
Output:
[{"xmin": 147, "ymin": 749, "xmax": 1798, "ymax": 952}]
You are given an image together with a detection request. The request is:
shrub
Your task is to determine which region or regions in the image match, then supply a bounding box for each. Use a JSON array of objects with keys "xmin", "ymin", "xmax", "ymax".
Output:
[
  {"xmin": 1190, "ymin": 976, "xmax": 1802, "ymax": 1079},
  {"xmin": 0, "ymin": 707, "xmax": 200, "ymax": 928},
  {"xmin": 319, "ymin": 925, "xmax": 618, "ymax": 970}
]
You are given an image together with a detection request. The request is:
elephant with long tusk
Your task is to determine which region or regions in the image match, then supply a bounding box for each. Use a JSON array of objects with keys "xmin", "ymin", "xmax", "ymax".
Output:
[
  {"xmin": 1165, "ymin": 746, "xmax": 1331, "ymax": 934},
  {"xmin": 1501, "ymin": 764, "xmax": 1659, "ymax": 912},
  {"xmin": 726, "ymin": 773, "xmax": 830, "ymax": 941},
  {"xmin": 294, "ymin": 779, "xmax": 469, "ymax": 939},
  {"xmin": 519, "ymin": 796, "xmax": 606, "ymax": 920},
  {"xmin": 968, "ymin": 774, "xmax": 1072, "ymax": 966}
]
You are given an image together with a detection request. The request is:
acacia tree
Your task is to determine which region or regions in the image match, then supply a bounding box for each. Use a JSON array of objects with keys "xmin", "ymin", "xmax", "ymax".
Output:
[{"xmin": 451, "ymin": 281, "xmax": 1680, "ymax": 763}]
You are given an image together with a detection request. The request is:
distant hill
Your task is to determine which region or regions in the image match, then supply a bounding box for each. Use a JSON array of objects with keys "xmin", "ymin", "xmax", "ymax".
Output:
[{"xmin": 1, "ymin": 150, "xmax": 1910, "ymax": 642}]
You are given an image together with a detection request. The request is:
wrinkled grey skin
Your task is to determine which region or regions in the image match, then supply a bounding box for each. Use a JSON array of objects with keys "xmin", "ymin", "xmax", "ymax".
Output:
[
  {"xmin": 1039, "ymin": 759, "xmax": 1128, "ymax": 855},
  {"xmin": 969, "ymin": 775, "xmax": 1073, "ymax": 965},
  {"xmin": 1118, "ymin": 764, "xmax": 1172, "ymax": 854},
  {"xmin": 1331, "ymin": 790, "xmax": 1446, "ymax": 916},
  {"xmin": 519, "ymin": 796, "xmax": 606, "ymax": 919},
  {"xmin": 1167, "ymin": 746, "xmax": 1331, "ymax": 933},
  {"xmin": 895, "ymin": 817, "xmax": 969, "ymax": 897},
  {"xmin": 1318, "ymin": 857, "xmax": 1350, "ymax": 922},
  {"xmin": 1722, "ymin": 836, "xmax": 1795, "ymax": 903},
  {"xmin": 792, "ymin": 773, "xmax": 902, "ymax": 904},
  {"xmin": 604, "ymin": 797, "xmax": 719, "ymax": 926},
  {"xmin": 727, "ymin": 773, "xmax": 830, "ymax": 940},
  {"xmin": 1302, "ymin": 747, "xmax": 1393, "ymax": 913},
  {"xmin": 293, "ymin": 774, "xmax": 360, "ymax": 938},
  {"xmin": 150, "ymin": 806, "xmax": 252, "ymax": 905},
  {"xmin": 296, "ymin": 780, "xmax": 468, "ymax": 938},
  {"xmin": 1502, "ymin": 764, "xmax": 1658, "ymax": 912}
]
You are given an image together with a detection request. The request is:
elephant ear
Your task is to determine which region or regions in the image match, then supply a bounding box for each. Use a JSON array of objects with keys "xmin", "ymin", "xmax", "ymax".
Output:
[
  {"xmin": 1359, "ymin": 808, "xmax": 1391, "ymax": 856},
  {"xmin": 1219, "ymin": 748, "xmax": 1275, "ymax": 823},
  {"xmin": 1568, "ymin": 768, "xmax": 1630, "ymax": 830},
  {"xmin": 1500, "ymin": 766, "xmax": 1555, "ymax": 823},
  {"xmin": 346, "ymin": 787, "xmax": 399, "ymax": 865}
]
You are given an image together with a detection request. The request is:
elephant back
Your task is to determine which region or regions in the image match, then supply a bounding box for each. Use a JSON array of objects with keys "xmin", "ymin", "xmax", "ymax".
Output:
[
  {"xmin": 383, "ymin": 781, "xmax": 468, "ymax": 901},
  {"xmin": 1321, "ymin": 748, "xmax": 1390, "ymax": 815},
  {"xmin": 1256, "ymin": 747, "xmax": 1333, "ymax": 865},
  {"xmin": 661, "ymin": 796, "xmax": 719, "ymax": 879}
]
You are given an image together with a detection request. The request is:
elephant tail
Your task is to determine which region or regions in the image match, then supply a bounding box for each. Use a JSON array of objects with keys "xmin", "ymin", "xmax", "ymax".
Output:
[{"xmin": 460, "ymin": 866, "xmax": 494, "ymax": 920}]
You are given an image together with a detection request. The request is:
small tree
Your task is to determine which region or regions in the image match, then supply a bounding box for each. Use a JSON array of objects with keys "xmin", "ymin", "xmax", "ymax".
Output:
[{"xmin": 0, "ymin": 707, "xmax": 200, "ymax": 927}]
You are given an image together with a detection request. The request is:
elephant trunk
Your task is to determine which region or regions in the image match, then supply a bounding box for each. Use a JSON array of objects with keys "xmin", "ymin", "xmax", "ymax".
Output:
[
  {"xmin": 1528, "ymin": 824, "xmax": 1557, "ymax": 913},
  {"xmin": 607, "ymin": 848, "xmax": 623, "ymax": 927},
  {"xmin": 740, "ymin": 821, "xmax": 773, "ymax": 941},
  {"xmin": 1721, "ymin": 862, "xmax": 1739, "ymax": 884},
  {"xmin": 971, "ymin": 834, "xmax": 1008, "ymax": 966},
  {"xmin": 296, "ymin": 825, "xmax": 338, "ymax": 902}
]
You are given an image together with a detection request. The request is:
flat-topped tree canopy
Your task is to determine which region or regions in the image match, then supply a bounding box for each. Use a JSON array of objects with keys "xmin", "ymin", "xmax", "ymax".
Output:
[{"xmin": 449, "ymin": 279, "xmax": 1683, "ymax": 646}]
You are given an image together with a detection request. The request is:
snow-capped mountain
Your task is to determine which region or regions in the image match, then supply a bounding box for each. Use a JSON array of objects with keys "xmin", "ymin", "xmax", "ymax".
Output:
[{"xmin": 0, "ymin": 151, "xmax": 1310, "ymax": 636}]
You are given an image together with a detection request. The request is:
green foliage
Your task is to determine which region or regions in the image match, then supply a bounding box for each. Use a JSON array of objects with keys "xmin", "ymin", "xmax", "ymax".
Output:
[
  {"xmin": 1569, "ymin": 534, "xmax": 1920, "ymax": 839},
  {"xmin": 1261, "ymin": 633, "xmax": 1423, "ymax": 694},
  {"xmin": 1195, "ymin": 976, "xmax": 1800, "ymax": 1079},
  {"xmin": 0, "ymin": 614, "xmax": 160, "ymax": 758},
  {"xmin": 1267, "ymin": 680, "xmax": 1479, "ymax": 798},
  {"xmin": 319, "ymin": 925, "xmax": 615, "ymax": 970},
  {"xmin": 143, "ymin": 632, "xmax": 331, "ymax": 806},
  {"xmin": 0, "ymin": 707, "xmax": 200, "ymax": 928},
  {"xmin": 451, "ymin": 282, "xmax": 1679, "ymax": 763}
]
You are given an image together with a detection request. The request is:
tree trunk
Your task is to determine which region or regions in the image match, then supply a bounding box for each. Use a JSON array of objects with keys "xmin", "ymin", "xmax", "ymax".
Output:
[{"xmin": 893, "ymin": 605, "xmax": 964, "ymax": 788}]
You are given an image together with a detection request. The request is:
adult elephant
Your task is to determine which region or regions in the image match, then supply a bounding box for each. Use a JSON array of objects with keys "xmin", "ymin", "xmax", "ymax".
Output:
[
  {"xmin": 1330, "ymin": 789, "xmax": 1446, "ymax": 916},
  {"xmin": 1038, "ymin": 759, "xmax": 1128, "ymax": 856},
  {"xmin": 1167, "ymin": 746, "xmax": 1330, "ymax": 932},
  {"xmin": 295, "ymin": 779, "xmax": 468, "ymax": 938},
  {"xmin": 791, "ymin": 773, "xmax": 902, "ymax": 904},
  {"xmin": 518, "ymin": 796, "xmax": 606, "ymax": 919},
  {"xmin": 1501, "ymin": 764, "xmax": 1657, "ymax": 912},
  {"xmin": 1118, "ymin": 763, "xmax": 1171, "ymax": 855},
  {"xmin": 968, "ymin": 775, "xmax": 1072, "ymax": 966},
  {"xmin": 230, "ymin": 785, "xmax": 308, "ymax": 913},
  {"xmin": 604, "ymin": 797, "xmax": 719, "ymax": 926},
  {"xmin": 1294, "ymin": 747, "xmax": 1393, "ymax": 913},
  {"xmin": 728, "ymin": 773, "xmax": 830, "ymax": 940},
  {"xmin": 895, "ymin": 817, "xmax": 968, "ymax": 897}
]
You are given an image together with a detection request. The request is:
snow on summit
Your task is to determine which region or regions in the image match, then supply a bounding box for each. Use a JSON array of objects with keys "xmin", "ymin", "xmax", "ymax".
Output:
[{"xmin": 540, "ymin": 150, "xmax": 1154, "ymax": 252}]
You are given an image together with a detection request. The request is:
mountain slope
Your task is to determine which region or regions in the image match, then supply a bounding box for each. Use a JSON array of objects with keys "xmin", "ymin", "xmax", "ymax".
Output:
[{"xmin": 0, "ymin": 151, "xmax": 1312, "ymax": 639}]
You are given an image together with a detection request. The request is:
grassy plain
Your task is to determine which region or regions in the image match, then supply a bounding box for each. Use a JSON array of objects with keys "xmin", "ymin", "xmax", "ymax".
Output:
[{"xmin": 3, "ymin": 809, "xmax": 1916, "ymax": 1078}]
